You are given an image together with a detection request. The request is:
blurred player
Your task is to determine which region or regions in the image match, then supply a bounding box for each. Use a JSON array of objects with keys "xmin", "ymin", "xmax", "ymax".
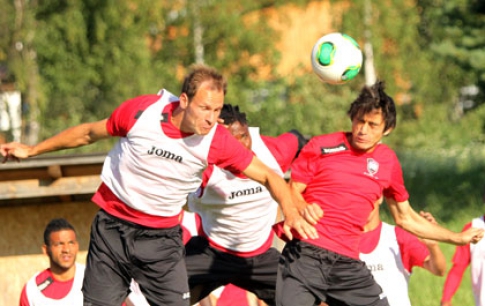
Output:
[
  {"xmin": 185, "ymin": 104, "xmax": 307, "ymax": 306},
  {"xmin": 441, "ymin": 186, "xmax": 485, "ymax": 306},
  {"xmin": 359, "ymin": 199, "xmax": 447, "ymax": 306}
]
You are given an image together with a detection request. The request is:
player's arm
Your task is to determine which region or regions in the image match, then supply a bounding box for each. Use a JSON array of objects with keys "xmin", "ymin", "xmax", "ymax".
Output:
[
  {"xmin": 242, "ymin": 156, "xmax": 321, "ymax": 240},
  {"xmin": 417, "ymin": 211, "xmax": 447, "ymax": 276},
  {"xmin": 1, "ymin": 119, "xmax": 110, "ymax": 162},
  {"xmin": 386, "ymin": 197, "xmax": 484, "ymax": 245},
  {"xmin": 441, "ymin": 223, "xmax": 472, "ymax": 306},
  {"xmin": 288, "ymin": 179, "xmax": 323, "ymax": 225},
  {"xmin": 440, "ymin": 261, "xmax": 468, "ymax": 306}
]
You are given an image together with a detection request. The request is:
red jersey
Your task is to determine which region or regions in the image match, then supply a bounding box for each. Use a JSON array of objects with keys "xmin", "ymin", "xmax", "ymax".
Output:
[{"xmin": 290, "ymin": 132, "xmax": 409, "ymax": 259}]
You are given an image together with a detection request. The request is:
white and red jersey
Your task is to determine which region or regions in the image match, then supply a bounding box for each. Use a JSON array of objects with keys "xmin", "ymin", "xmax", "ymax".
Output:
[
  {"xmin": 289, "ymin": 132, "xmax": 409, "ymax": 259},
  {"xmin": 359, "ymin": 222, "xmax": 429, "ymax": 306},
  {"xmin": 187, "ymin": 128, "xmax": 299, "ymax": 256},
  {"xmin": 442, "ymin": 216, "xmax": 485, "ymax": 306},
  {"xmin": 91, "ymin": 89, "xmax": 254, "ymax": 228},
  {"xmin": 19, "ymin": 263, "xmax": 85, "ymax": 306},
  {"xmin": 471, "ymin": 217, "xmax": 485, "ymax": 305}
]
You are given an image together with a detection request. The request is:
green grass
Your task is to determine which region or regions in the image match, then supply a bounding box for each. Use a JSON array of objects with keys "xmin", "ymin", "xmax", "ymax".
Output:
[
  {"xmin": 409, "ymin": 242, "xmax": 474, "ymax": 305},
  {"xmin": 381, "ymin": 147, "xmax": 485, "ymax": 305}
]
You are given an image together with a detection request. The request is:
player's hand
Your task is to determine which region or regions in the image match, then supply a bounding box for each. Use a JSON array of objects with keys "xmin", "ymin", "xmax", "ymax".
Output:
[
  {"xmin": 419, "ymin": 211, "xmax": 436, "ymax": 224},
  {"xmin": 460, "ymin": 227, "xmax": 484, "ymax": 245},
  {"xmin": 282, "ymin": 212, "xmax": 319, "ymax": 241},
  {"xmin": 419, "ymin": 211, "xmax": 439, "ymax": 246},
  {"xmin": 300, "ymin": 203, "xmax": 324, "ymax": 225},
  {"xmin": 0, "ymin": 142, "xmax": 32, "ymax": 163},
  {"xmin": 440, "ymin": 301, "xmax": 452, "ymax": 306}
]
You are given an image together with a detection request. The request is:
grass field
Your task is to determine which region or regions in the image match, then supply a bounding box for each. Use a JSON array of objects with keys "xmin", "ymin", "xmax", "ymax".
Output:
[{"xmin": 383, "ymin": 147, "xmax": 485, "ymax": 305}]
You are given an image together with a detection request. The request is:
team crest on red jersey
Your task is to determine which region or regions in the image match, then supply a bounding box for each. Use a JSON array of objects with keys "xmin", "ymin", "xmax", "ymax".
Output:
[{"xmin": 365, "ymin": 158, "xmax": 379, "ymax": 177}]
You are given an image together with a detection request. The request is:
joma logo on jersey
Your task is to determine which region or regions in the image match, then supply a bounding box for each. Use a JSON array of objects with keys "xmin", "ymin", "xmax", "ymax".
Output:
[
  {"xmin": 320, "ymin": 143, "xmax": 348, "ymax": 154},
  {"xmin": 229, "ymin": 186, "xmax": 264, "ymax": 199},
  {"xmin": 147, "ymin": 146, "xmax": 183, "ymax": 163},
  {"xmin": 366, "ymin": 263, "xmax": 384, "ymax": 272}
]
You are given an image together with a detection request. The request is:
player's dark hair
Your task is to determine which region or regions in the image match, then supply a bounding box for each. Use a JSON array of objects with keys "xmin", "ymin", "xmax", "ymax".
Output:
[
  {"xmin": 348, "ymin": 80, "xmax": 397, "ymax": 133},
  {"xmin": 43, "ymin": 218, "xmax": 76, "ymax": 246},
  {"xmin": 220, "ymin": 104, "xmax": 248, "ymax": 126},
  {"xmin": 181, "ymin": 64, "xmax": 227, "ymax": 101}
]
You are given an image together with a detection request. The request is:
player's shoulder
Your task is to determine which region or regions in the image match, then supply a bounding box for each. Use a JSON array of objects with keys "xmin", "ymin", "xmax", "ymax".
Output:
[
  {"xmin": 33, "ymin": 268, "xmax": 52, "ymax": 286},
  {"xmin": 114, "ymin": 94, "xmax": 162, "ymax": 115},
  {"xmin": 307, "ymin": 132, "xmax": 349, "ymax": 155},
  {"xmin": 374, "ymin": 141, "xmax": 397, "ymax": 155},
  {"xmin": 308, "ymin": 131, "xmax": 346, "ymax": 146},
  {"xmin": 214, "ymin": 124, "xmax": 232, "ymax": 137},
  {"xmin": 123, "ymin": 94, "xmax": 161, "ymax": 105}
]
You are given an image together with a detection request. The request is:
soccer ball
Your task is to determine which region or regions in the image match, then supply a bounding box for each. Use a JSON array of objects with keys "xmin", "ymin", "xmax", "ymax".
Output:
[{"xmin": 311, "ymin": 32, "xmax": 363, "ymax": 85}]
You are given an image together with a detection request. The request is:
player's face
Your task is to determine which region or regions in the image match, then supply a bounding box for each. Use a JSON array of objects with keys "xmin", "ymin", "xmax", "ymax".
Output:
[
  {"xmin": 44, "ymin": 230, "xmax": 79, "ymax": 273},
  {"xmin": 181, "ymin": 81, "xmax": 224, "ymax": 135},
  {"xmin": 226, "ymin": 121, "xmax": 252, "ymax": 150},
  {"xmin": 349, "ymin": 109, "xmax": 390, "ymax": 153}
]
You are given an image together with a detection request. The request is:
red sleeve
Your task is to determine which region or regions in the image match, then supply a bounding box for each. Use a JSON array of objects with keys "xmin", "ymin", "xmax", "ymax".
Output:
[
  {"xmin": 441, "ymin": 222, "xmax": 472, "ymax": 303},
  {"xmin": 19, "ymin": 284, "xmax": 30, "ymax": 306},
  {"xmin": 261, "ymin": 132, "xmax": 299, "ymax": 172},
  {"xmin": 382, "ymin": 149, "xmax": 409, "ymax": 202},
  {"xmin": 395, "ymin": 227, "xmax": 429, "ymax": 273},
  {"xmin": 207, "ymin": 125, "xmax": 254, "ymax": 174},
  {"xmin": 106, "ymin": 94, "xmax": 161, "ymax": 136}
]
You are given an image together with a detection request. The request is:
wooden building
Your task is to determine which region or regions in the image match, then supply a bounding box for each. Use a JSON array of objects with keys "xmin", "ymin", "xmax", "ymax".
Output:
[{"xmin": 0, "ymin": 153, "xmax": 105, "ymax": 305}]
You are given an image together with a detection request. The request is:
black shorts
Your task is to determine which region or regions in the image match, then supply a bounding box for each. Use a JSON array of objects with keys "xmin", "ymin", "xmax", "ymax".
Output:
[
  {"xmin": 185, "ymin": 236, "xmax": 280, "ymax": 306},
  {"xmin": 82, "ymin": 209, "xmax": 190, "ymax": 306},
  {"xmin": 276, "ymin": 240, "xmax": 389, "ymax": 306}
]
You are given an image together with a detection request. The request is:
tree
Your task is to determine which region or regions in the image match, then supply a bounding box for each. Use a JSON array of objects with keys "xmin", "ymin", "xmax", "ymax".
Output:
[{"xmin": 417, "ymin": 0, "xmax": 485, "ymax": 113}]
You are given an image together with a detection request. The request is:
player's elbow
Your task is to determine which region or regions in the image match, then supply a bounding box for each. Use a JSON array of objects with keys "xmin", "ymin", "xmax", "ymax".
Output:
[
  {"xmin": 431, "ymin": 264, "xmax": 447, "ymax": 277},
  {"xmin": 392, "ymin": 212, "xmax": 416, "ymax": 233},
  {"xmin": 436, "ymin": 269, "xmax": 447, "ymax": 277},
  {"xmin": 392, "ymin": 215, "xmax": 407, "ymax": 229}
]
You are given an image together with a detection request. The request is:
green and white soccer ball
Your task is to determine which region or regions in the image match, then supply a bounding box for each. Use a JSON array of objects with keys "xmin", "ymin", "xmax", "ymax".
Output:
[{"xmin": 311, "ymin": 32, "xmax": 363, "ymax": 85}]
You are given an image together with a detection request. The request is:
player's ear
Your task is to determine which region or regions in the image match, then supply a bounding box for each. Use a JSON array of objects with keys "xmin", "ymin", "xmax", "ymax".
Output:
[
  {"xmin": 179, "ymin": 93, "xmax": 189, "ymax": 109},
  {"xmin": 383, "ymin": 127, "xmax": 393, "ymax": 136}
]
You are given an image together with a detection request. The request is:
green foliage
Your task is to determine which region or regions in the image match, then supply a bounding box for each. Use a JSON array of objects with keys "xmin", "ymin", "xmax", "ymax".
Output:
[
  {"xmin": 31, "ymin": 1, "xmax": 171, "ymax": 140},
  {"xmin": 417, "ymin": 0, "xmax": 485, "ymax": 107},
  {"xmin": 0, "ymin": 0, "xmax": 14, "ymax": 63},
  {"xmin": 389, "ymin": 102, "xmax": 485, "ymax": 150}
]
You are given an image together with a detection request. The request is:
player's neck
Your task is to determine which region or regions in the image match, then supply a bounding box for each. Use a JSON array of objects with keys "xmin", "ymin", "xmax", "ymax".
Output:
[
  {"xmin": 50, "ymin": 264, "xmax": 76, "ymax": 282},
  {"xmin": 171, "ymin": 106, "xmax": 183, "ymax": 130}
]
